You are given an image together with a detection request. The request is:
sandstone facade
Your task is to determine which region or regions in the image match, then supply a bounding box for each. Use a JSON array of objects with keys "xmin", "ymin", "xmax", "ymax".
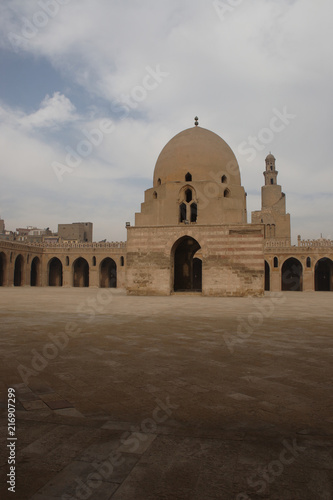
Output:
[{"xmin": 0, "ymin": 124, "xmax": 332, "ymax": 294}]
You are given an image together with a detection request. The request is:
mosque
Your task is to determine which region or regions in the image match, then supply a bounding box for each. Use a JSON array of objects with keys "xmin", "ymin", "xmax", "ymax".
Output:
[{"xmin": 0, "ymin": 120, "xmax": 332, "ymax": 294}]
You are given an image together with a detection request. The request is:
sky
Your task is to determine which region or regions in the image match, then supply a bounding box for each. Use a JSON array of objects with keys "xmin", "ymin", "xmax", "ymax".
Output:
[{"xmin": 0, "ymin": 0, "xmax": 332, "ymax": 243}]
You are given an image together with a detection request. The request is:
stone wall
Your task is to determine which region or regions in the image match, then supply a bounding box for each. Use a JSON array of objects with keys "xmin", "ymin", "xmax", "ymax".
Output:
[{"xmin": 126, "ymin": 224, "xmax": 265, "ymax": 296}]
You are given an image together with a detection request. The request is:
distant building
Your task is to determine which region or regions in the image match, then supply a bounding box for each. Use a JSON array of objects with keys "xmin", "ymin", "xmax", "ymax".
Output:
[
  {"xmin": 16, "ymin": 227, "xmax": 53, "ymax": 243},
  {"xmin": 58, "ymin": 222, "xmax": 93, "ymax": 243}
]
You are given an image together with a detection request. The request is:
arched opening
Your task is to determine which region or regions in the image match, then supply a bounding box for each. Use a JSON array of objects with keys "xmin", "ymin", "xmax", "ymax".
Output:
[
  {"xmin": 185, "ymin": 189, "xmax": 192, "ymax": 203},
  {"xmin": 14, "ymin": 255, "xmax": 24, "ymax": 286},
  {"xmin": 66, "ymin": 256, "xmax": 70, "ymax": 266},
  {"xmin": 157, "ymin": 178, "xmax": 161, "ymax": 186},
  {"xmin": 153, "ymin": 191, "xmax": 157, "ymax": 199},
  {"xmin": 30, "ymin": 257, "xmax": 40, "ymax": 286},
  {"xmin": 100, "ymin": 258, "xmax": 117, "ymax": 288},
  {"xmin": 224, "ymin": 189, "xmax": 230, "ymax": 198},
  {"xmin": 0, "ymin": 252, "xmax": 7, "ymax": 286},
  {"xmin": 274, "ymin": 257, "xmax": 279, "ymax": 268},
  {"xmin": 221, "ymin": 175, "xmax": 227, "ymax": 183},
  {"xmin": 190, "ymin": 203, "xmax": 197, "ymax": 223},
  {"xmin": 49, "ymin": 258, "xmax": 63, "ymax": 286},
  {"xmin": 185, "ymin": 172, "xmax": 192, "ymax": 182},
  {"xmin": 315, "ymin": 258, "xmax": 333, "ymax": 291},
  {"xmin": 173, "ymin": 236, "xmax": 202, "ymax": 292},
  {"xmin": 179, "ymin": 203, "xmax": 186, "ymax": 223},
  {"xmin": 120, "ymin": 256, "xmax": 125, "ymax": 267},
  {"xmin": 265, "ymin": 260, "xmax": 270, "ymax": 291},
  {"xmin": 73, "ymin": 258, "xmax": 89, "ymax": 287},
  {"xmin": 281, "ymin": 258, "xmax": 303, "ymax": 291},
  {"xmin": 92, "ymin": 256, "xmax": 96, "ymax": 267},
  {"xmin": 306, "ymin": 257, "xmax": 311, "ymax": 268}
]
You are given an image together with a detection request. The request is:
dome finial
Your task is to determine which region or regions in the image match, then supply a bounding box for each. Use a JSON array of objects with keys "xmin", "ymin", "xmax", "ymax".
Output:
[{"xmin": 194, "ymin": 116, "xmax": 199, "ymax": 127}]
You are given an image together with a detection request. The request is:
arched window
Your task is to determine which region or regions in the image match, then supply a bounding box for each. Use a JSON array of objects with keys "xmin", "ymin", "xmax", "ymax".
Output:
[
  {"xmin": 66, "ymin": 256, "xmax": 70, "ymax": 266},
  {"xmin": 306, "ymin": 257, "xmax": 311, "ymax": 268},
  {"xmin": 157, "ymin": 178, "xmax": 161, "ymax": 186},
  {"xmin": 265, "ymin": 261, "xmax": 270, "ymax": 291},
  {"xmin": 179, "ymin": 203, "xmax": 186, "ymax": 223},
  {"xmin": 92, "ymin": 256, "xmax": 96, "ymax": 266},
  {"xmin": 221, "ymin": 175, "xmax": 227, "ymax": 183},
  {"xmin": 185, "ymin": 172, "xmax": 192, "ymax": 182},
  {"xmin": 185, "ymin": 189, "xmax": 192, "ymax": 203},
  {"xmin": 120, "ymin": 256, "xmax": 125, "ymax": 267},
  {"xmin": 153, "ymin": 191, "xmax": 157, "ymax": 199},
  {"xmin": 190, "ymin": 203, "xmax": 197, "ymax": 223},
  {"xmin": 274, "ymin": 257, "xmax": 279, "ymax": 268},
  {"xmin": 270, "ymin": 179, "xmax": 274, "ymax": 185},
  {"xmin": 224, "ymin": 189, "xmax": 230, "ymax": 198}
]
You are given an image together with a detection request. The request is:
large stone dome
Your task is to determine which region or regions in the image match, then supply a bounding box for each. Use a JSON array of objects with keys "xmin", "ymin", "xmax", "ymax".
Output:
[{"xmin": 153, "ymin": 126, "xmax": 241, "ymax": 187}]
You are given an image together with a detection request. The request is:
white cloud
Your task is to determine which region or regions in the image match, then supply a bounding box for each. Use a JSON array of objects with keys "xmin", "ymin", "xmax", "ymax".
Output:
[
  {"xmin": 19, "ymin": 92, "xmax": 77, "ymax": 129},
  {"xmin": 0, "ymin": 0, "xmax": 332, "ymax": 241}
]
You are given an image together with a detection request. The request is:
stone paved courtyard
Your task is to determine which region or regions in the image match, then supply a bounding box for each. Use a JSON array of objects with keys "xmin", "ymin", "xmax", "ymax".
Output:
[{"xmin": 0, "ymin": 288, "xmax": 332, "ymax": 499}]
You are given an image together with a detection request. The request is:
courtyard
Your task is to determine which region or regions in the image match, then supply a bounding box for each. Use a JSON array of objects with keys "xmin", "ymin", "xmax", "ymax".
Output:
[{"xmin": 0, "ymin": 288, "xmax": 332, "ymax": 499}]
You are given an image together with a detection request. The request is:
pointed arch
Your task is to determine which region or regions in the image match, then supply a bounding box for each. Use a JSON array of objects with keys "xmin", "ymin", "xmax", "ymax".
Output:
[
  {"xmin": 172, "ymin": 236, "xmax": 202, "ymax": 292},
  {"xmin": 281, "ymin": 258, "xmax": 303, "ymax": 291},
  {"xmin": 185, "ymin": 172, "xmax": 192, "ymax": 182},
  {"xmin": 265, "ymin": 260, "xmax": 270, "ymax": 291},
  {"xmin": 185, "ymin": 188, "xmax": 192, "ymax": 203},
  {"xmin": 73, "ymin": 258, "xmax": 89, "ymax": 287},
  {"xmin": 315, "ymin": 258, "xmax": 333, "ymax": 291},
  {"xmin": 100, "ymin": 258, "xmax": 117, "ymax": 288},
  {"xmin": 179, "ymin": 203, "xmax": 186, "ymax": 223},
  {"xmin": 190, "ymin": 203, "xmax": 197, "ymax": 222},
  {"xmin": 49, "ymin": 258, "xmax": 63, "ymax": 286},
  {"xmin": 30, "ymin": 257, "xmax": 40, "ymax": 286},
  {"xmin": 14, "ymin": 255, "xmax": 24, "ymax": 286}
]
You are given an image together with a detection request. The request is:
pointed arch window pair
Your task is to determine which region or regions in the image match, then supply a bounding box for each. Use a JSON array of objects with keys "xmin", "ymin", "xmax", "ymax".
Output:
[{"xmin": 179, "ymin": 187, "xmax": 197, "ymax": 223}]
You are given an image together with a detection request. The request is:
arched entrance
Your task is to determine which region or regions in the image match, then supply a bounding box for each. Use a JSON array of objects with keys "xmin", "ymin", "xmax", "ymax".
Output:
[
  {"xmin": 14, "ymin": 255, "xmax": 24, "ymax": 286},
  {"xmin": 173, "ymin": 236, "xmax": 202, "ymax": 292},
  {"xmin": 281, "ymin": 257, "xmax": 303, "ymax": 291},
  {"xmin": 315, "ymin": 258, "xmax": 333, "ymax": 291},
  {"xmin": 30, "ymin": 257, "xmax": 40, "ymax": 286},
  {"xmin": 49, "ymin": 258, "xmax": 63, "ymax": 286},
  {"xmin": 73, "ymin": 258, "xmax": 89, "ymax": 287},
  {"xmin": 265, "ymin": 260, "xmax": 270, "ymax": 291},
  {"xmin": 100, "ymin": 258, "xmax": 117, "ymax": 288},
  {"xmin": 0, "ymin": 252, "xmax": 6, "ymax": 286}
]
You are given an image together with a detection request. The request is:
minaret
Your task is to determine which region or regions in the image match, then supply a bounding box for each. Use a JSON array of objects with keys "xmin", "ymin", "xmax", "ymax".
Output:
[
  {"xmin": 251, "ymin": 154, "xmax": 291, "ymax": 243},
  {"xmin": 261, "ymin": 153, "xmax": 285, "ymax": 214},
  {"xmin": 264, "ymin": 153, "xmax": 278, "ymax": 186}
]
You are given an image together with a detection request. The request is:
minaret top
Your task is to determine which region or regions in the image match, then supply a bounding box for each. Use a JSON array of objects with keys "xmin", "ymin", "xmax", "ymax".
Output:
[
  {"xmin": 264, "ymin": 153, "xmax": 278, "ymax": 185},
  {"xmin": 194, "ymin": 116, "xmax": 199, "ymax": 127}
]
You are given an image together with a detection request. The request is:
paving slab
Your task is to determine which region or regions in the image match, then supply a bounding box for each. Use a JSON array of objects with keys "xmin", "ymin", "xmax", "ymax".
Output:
[{"xmin": 0, "ymin": 288, "xmax": 332, "ymax": 499}]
